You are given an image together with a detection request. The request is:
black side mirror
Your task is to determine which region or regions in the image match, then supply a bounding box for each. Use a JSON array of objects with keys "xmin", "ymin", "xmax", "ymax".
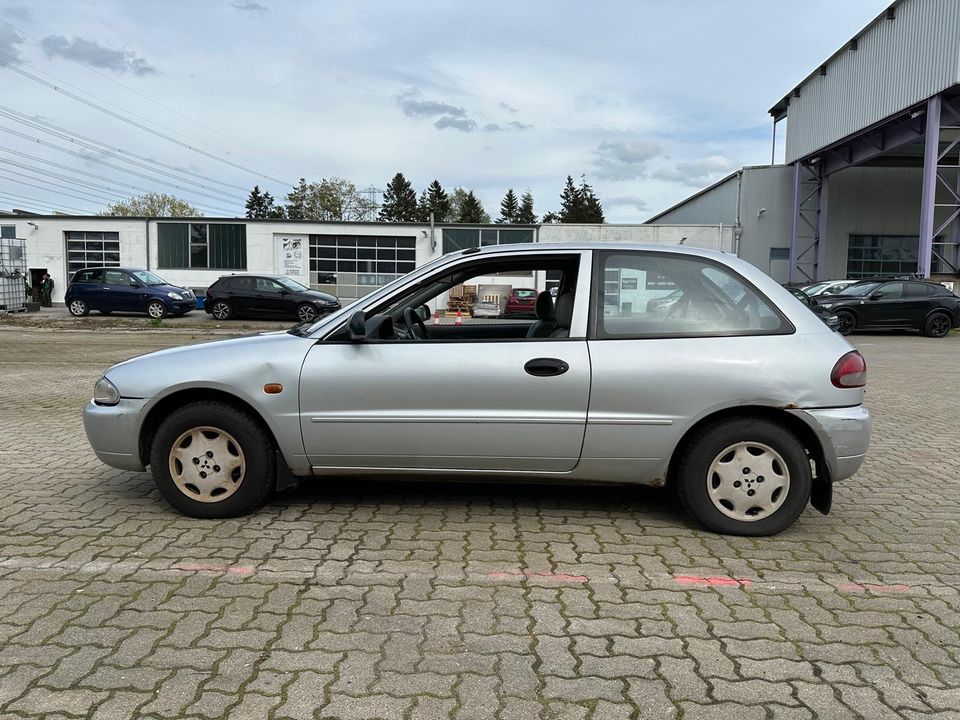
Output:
[
  {"xmin": 869, "ymin": 292, "xmax": 883, "ymax": 300},
  {"xmin": 348, "ymin": 311, "xmax": 366, "ymax": 341},
  {"xmin": 416, "ymin": 304, "xmax": 430, "ymax": 321},
  {"xmin": 129, "ymin": 281, "xmax": 141, "ymax": 288}
]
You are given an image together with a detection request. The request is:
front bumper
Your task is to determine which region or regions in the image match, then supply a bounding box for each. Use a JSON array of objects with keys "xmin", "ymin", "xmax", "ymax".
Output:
[
  {"xmin": 83, "ymin": 398, "xmax": 149, "ymax": 472},
  {"xmin": 169, "ymin": 300, "xmax": 195, "ymax": 314},
  {"xmin": 788, "ymin": 405, "xmax": 871, "ymax": 482}
]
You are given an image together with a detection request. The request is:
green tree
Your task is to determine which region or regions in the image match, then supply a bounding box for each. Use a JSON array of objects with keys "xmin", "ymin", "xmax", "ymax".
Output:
[
  {"xmin": 559, "ymin": 175, "xmax": 584, "ymax": 223},
  {"xmin": 450, "ymin": 187, "xmax": 490, "ymax": 223},
  {"xmin": 516, "ymin": 190, "xmax": 537, "ymax": 224},
  {"xmin": 497, "ymin": 188, "xmax": 519, "ymax": 224},
  {"xmin": 285, "ymin": 178, "xmax": 309, "ymax": 219},
  {"xmin": 540, "ymin": 210, "xmax": 560, "ymax": 223},
  {"xmin": 379, "ymin": 172, "xmax": 419, "ymax": 221},
  {"xmin": 421, "ymin": 179, "xmax": 451, "ymax": 222},
  {"xmin": 578, "ymin": 177, "xmax": 604, "ymax": 223},
  {"xmin": 245, "ymin": 185, "xmax": 269, "ymax": 218},
  {"xmin": 101, "ymin": 192, "xmax": 200, "ymax": 217},
  {"xmin": 264, "ymin": 191, "xmax": 285, "ymax": 218},
  {"xmin": 287, "ymin": 177, "xmax": 378, "ymax": 221}
]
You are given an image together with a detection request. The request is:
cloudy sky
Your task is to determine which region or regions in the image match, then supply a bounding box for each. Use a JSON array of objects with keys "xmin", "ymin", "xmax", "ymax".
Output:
[{"xmin": 0, "ymin": 0, "xmax": 891, "ymax": 222}]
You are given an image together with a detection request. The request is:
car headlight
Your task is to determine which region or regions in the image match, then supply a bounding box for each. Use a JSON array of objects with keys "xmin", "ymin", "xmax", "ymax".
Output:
[
  {"xmin": 93, "ymin": 377, "xmax": 120, "ymax": 406},
  {"xmin": 167, "ymin": 292, "xmax": 183, "ymax": 300}
]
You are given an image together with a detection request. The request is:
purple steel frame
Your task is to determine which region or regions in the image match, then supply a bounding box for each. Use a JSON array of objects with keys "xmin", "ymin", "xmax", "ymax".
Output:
[{"xmin": 790, "ymin": 91, "xmax": 960, "ymax": 281}]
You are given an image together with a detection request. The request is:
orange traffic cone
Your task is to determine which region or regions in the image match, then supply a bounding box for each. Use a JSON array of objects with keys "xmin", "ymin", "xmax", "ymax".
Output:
[
  {"xmin": 455, "ymin": 310, "xmax": 463, "ymax": 326},
  {"xmin": 433, "ymin": 310, "xmax": 440, "ymax": 325}
]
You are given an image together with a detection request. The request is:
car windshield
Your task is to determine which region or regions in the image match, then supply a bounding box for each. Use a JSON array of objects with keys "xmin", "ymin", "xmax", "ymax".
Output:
[
  {"xmin": 838, "ymin": 282, "xmax": 879, "ymax": 297},
  {"xmin": 130, "ymin": 270, "xmax": 168, "ymax": 286},
  {"xmin": 275, "ymin": 276, "xmax": 310, "ymax": 292},
  {"xmin": 801, "ymin": 282, "xmax": 829, "ymax": 294}
]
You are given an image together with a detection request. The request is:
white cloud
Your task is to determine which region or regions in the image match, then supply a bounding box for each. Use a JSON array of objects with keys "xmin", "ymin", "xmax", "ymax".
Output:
[
  {"xmin": 593, "ymin": 140, "xmax": 665, "ymax": 180},
  {"xmin": 41, "ymin": 35, "xmax": 157, "ymax": 76},
  {"xmin": 0, "ymin": 25, "xmax": 24, "ymax": 66},
  {"xmin": 651, "ymin": 155, "xmax": 739, "ymax": 186},
  {"xmin": 230, "ymin": 0, "xmax": 269, "ymax": 14}
]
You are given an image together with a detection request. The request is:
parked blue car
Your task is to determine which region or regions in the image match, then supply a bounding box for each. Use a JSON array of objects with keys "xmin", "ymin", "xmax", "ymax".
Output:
[{"xmin": 65, "ymin": 267, "xmax": 196, "ymax": 319}]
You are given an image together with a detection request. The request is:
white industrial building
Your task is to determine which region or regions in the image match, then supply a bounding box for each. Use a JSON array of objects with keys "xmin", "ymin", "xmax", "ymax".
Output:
[
  {"xmin": 650, "ymin": 0, "xmax": 960, "ymax": 287},
  {"xmin": 0, "ymin": 215, "xmax": 732, "ymax": 306}
]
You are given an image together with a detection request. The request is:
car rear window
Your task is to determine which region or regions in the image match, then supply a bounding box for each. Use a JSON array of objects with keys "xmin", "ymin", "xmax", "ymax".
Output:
[
  {"xmin": 513, "ymin": 289, "xmax": 537, "ymax": 298},
  {"xmin": 72, "ymin": 269, "xmax": 102, "ymax": 284}
]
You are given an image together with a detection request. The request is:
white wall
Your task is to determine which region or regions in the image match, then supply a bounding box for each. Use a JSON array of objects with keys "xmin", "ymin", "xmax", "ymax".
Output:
[{"xmin": 539, "ymin": 223, "xmax": 735, "ymax": 252}]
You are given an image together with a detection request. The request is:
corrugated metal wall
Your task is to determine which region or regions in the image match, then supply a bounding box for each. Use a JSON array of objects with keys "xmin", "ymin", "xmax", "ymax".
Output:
[
  {"xmin": 785, "ymin": 0, "xmax": 960, "ymax": 163},
  {"xmin": 646, "ymin": 175, "xmax": 740, "ymax": 225}
]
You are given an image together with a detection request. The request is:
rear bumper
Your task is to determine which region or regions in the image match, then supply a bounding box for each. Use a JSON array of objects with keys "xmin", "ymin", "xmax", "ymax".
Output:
[{"xmin": 788, "ymin": 405, "xmax": 871, "ymax": 482}]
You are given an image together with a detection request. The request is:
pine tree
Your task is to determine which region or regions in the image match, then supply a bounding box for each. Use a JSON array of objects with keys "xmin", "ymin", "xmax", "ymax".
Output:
[
  {"xmin": 559, "ymin": 175, "xmax": 584, "ymax": 223},
  {"xmin": 264, "ymin": 191, "xmax": 285, "ymax": 218},
  {"xmin": 540, "ymin": 210, "xmax": 560, "ymax": 223},
  {"xmin": 578, "ymin": 177, "xmax": 605, "ymax": 223},
  {"xmin": 425, "ymin": 180, "xmax": 451, "ymax": 222},
  {"xmin": 285, "ymin": 178, "xmax": 309, "ymax": 219},
  {"xmin": 456, "ymin": 190, "xmax": 489, "ymax": 223},
  {"xmin": 498, "ymin": 189, "xmax": 519, "ymax": 224},
  {"xmin": 245, "ymin": 185, "xmax": 267, "ymax": 218},
  {"xmin": 516, "ymin": 191, "xmax": 537, "ymax": 224},
  {"xmin": 379, "ymin": 172, "xmax": 419, "ymax": 221}
]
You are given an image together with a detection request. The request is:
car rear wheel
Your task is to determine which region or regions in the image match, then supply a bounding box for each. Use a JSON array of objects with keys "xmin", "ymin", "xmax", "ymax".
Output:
[
  {"xmin": 146, "ymin": 300, "xmax": 168, "ymax": 319},
  {"xmin": 297, "ymin": 303, "xmax": 318, "ymax": 322},
  {"xmin": 68, "ymin": 298, "xmax": 89, "ymax": 317},
  {"xmin": 150, "ymin": 401, "xmax": 275, "ymax": 518},
  {"xmin": 210, "ymin": 300, "xmax": 232, "ymax": 320},
  {"xmin": 675, "ymin": 417, "xmax": 812, "ymax": 536},
  {"xmin": 835, "ymin": 310, "xmax": 855, "ymax": 336},
  {"xmin": 923, "ymin": 312, "xmax": 951, "ymax": 338}
]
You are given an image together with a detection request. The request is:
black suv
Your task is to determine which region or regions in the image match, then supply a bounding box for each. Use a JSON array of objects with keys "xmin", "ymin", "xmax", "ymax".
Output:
[
  {"xmin": 204, "ymin": 274, "xmax": 340, "ymax": 322},
  {"xmin": 815, "ymin": 279, "xmax": 959, "ymax": 337}
]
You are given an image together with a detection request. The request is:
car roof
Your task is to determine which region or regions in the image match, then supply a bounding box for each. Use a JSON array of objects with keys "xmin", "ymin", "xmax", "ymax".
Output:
[
  {"xmin": 73, "ymin": 267, "xmax": 145, "ymax": 272},
  {"xmin": 218, "ymin": 273, "xmax": 288, "ymax": 279}
]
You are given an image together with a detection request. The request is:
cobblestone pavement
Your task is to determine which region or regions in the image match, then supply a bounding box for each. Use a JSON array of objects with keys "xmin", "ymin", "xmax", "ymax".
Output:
[{"xmin": 0, "ymin": 327, "xmax": 958, "ymax": 719}]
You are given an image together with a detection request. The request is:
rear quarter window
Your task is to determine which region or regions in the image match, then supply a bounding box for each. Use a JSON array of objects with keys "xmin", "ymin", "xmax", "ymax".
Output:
[{"xmin": 595, "ymin": 251, "xmax": 792, "ymax": 339}]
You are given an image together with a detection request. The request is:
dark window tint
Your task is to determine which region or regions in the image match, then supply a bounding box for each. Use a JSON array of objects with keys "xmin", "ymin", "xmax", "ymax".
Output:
[
  {"xmin": 72, "ymin": 269, "xmax": 102, "ymax": 284},
  {"xmin": 877, "ymin": 282, "xmax": 904, "ymax": 300},
  {"xmin": 905, "ymin": 283, "xmax": 931, "ymax": 298},
  {"xmin": 232, "ymin": 277, "xmax": 256, "ymax": 292},
  {"xmin": 0, "ymin": 225, "xmax": 15, "ymax": 239},
  {"xmin": 103, "ymin": 269, "xmax": 128, "ymax": 285}
]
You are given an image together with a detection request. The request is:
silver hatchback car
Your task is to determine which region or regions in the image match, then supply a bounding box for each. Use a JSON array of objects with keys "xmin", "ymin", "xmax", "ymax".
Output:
[{"xmin": 84, "ymin": 243, "xmax": 870, "ymax": 535}]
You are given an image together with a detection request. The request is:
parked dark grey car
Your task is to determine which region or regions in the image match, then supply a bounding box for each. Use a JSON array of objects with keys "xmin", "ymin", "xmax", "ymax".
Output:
[
  {"xmin": 204, "ymin": 274, "xmax": 340, "ymax": 322},
  {"xmin": 816, "ymin": 279, "xmax": 959, "ymax": 337}
]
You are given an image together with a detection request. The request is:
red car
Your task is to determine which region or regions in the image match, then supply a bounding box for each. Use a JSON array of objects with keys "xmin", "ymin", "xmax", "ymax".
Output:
[{"xmin": 503, "ymin": 288, "xmax": 539, "ymax": 317}]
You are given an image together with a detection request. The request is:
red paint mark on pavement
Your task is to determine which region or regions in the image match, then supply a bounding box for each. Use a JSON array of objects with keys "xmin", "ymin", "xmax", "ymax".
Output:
[
  {"xmin": 837, "ymin": 582, "xmax": 910, "ymax": 594},
  {"xmin": 675, "ymin": 575, "xmax": 752, "ymax": 588},
  {"xmin": 488, "ymin": 570, "xmax": 588, "ymax": 583},
  {"xmin": 177, "ymin": 563, "xmax": 254, "ymax": 575}
]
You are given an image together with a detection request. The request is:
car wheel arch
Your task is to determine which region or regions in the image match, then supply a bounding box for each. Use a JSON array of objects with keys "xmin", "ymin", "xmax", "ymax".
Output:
[
  {"xmin": 138, "ymin": 388, "xmax": 281, "ymax": 470},
  {"xmin": 665, "ymin": 405, "xmax": 831, "ymax": 512},
  {"xmin": 924, "ymin": 307, "xmax": 954, "ymax": 325}
]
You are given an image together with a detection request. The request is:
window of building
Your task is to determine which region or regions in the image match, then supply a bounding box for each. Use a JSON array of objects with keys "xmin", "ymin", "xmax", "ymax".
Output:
[
  {"xmin": 596, "ymin": 252, "xmax": 790, "ymax": 339},
  {"xmin": 1, "ymin": 225, "xmax": 16, "ymax": 239},
  {"xmin": 846, "ymin": 235, "xmax": 948, "ymax": 278},
  {"xmin": 309, "ymin": 235, "xmax": 417, "ymax": 296},
  {"xmin": 441, "ymin": 227, "xmax": 534, "ymax": 254},
  {"xmin": 65, "ymin": 231, "xmax": 121, "ymax": 274},
  {"xmin": 157, "ymin": 223, "xmax": 247, "ymax": 269}
]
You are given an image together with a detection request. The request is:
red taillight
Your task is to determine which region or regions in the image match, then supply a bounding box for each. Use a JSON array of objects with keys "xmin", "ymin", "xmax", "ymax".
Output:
[{"xmin": 831, "ymin": 351, "xmax": 866, "ymax": 388}]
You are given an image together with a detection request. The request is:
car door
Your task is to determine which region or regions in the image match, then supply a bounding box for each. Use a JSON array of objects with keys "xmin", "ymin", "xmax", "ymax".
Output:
[
  {"xmin": 298, "ymin": 251, "xmax": 593, "ymax": 473},
  {"xmin": 70, "ymin": 268, "xmax": 103, "ymax": 308},
  {"xmin": 901, "ymin": 283, "xmax": 934, "ymax": 327},
  {"xmin": 100, "ymin": 269, "xmax": 139, "ymax": 312},
  {"xmin": 225, "ymin": 277, "xmax": 255, "ymax": 315},
  {"xmin": 255, "ymin": 277, "xmax": 289, "ymax": 317},
  {"xmin": 862, "ymin": 282, "xmax": 904, "ymax": 326}
]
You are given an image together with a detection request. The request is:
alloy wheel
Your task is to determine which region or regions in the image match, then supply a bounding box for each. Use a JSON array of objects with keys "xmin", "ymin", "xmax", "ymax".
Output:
[
  {"xmin": 297, "ymin": 304, "xmax": 318, "ymax": 322},
  {"xmin": 147, "ymin": 301, "xmax": 166, "ymax": 319},
  {"xmin": 211, "ymin": 302, "xmax": 231, "ymax": 320}
]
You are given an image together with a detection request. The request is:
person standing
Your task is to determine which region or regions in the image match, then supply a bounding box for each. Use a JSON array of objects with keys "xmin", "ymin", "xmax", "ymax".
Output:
[{"xmin": 41, "ymin": 273, "xmax": 54, "ymax": 307}]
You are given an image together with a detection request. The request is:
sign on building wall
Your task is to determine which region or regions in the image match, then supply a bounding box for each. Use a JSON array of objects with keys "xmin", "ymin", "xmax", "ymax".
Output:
[{"xmin": 275, "ymin": 234, "xmax": 307, "ymax": 280}]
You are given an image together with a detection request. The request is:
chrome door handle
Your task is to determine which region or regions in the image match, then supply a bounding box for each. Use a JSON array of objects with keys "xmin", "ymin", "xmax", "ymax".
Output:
[{"xmin": 524, "ymin": 358, "xmax": 569, "ymax": 377}]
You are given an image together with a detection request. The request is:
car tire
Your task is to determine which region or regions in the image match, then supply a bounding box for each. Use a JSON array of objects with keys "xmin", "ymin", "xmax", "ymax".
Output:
[
  {"xmin": 210, "ymin": 300, "xmax": 233, "ymax": 321},
  {"xmin": 297, "ymin": 302, "xmax": 318, "ymax": 323},
  {"xmin": 835, "ymin": 310, "xmax": 856, "ymax": 336},
  {"xmin": 68, "ymin": 298, "xmax": 89, "ymax": 317},
  {"xmin": 923, "ymin": 311, "xmax": 952, "ymax": 338},
  {"xmin": 675, "ymin": 417, "xmax": 812, "ymax": 536},
  {"xmin": 149, "ymin": 401, "xmax": 276, "ymax": 518},
  {"xmin": 147, "ymin": 300, "xmax": 168, "ymax": 319}
]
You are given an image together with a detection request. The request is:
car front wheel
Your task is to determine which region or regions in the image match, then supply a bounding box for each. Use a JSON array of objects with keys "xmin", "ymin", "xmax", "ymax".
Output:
[
  {"xmin": 835, "ymin": 310, "xmax": 855, "ymax": 336},
  {"xmin": 68, "ymin": 298, "xmax": 89, "ymax": 317},
  {"xmin": 297, "ymin": 303, "xmax": 318, "ymax": 322},
  {"xmin": 146, "ymin": 300, "xmax": 168, "ymax": 319},
  {"xmin": 150, "ymin": 401, "xmax": 275, "ymax": 518},
  {"xmin": 923, "ymin": 312, "xmax": 952, "ymax": 338},
  {"xmin": 675, "ymin": 417, "xmax": 812, "ymax": 536}
]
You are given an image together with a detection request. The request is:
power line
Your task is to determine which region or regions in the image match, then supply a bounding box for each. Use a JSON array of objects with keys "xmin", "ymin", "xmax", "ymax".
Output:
[
  {"xmin": 0, "ymin": 145, "xmax": 241, "ymax": 212},
  {"xmin": 0, "ymin": 125, "xmax": 243, "ymax": 202},
  {"xmin": 0, "ymin": 168, "xmax": 121, "ymax": 203},
  {"xmin": 0, "ymin": 190, "xmax": 93, "ymax": 214},
  {"xmin": 0, "ymin": 17, "xmax": 311, "ymax": 181},
  {"xmin": 0, "ymin": 171, "xmax": 137, "ymax": 206},
  {"xmin": 0, "ymin": 48, "xmax": 294, "ymax": 186},
  {"xmin": 0, "ymin": 105, "xmax": 250, "ymax": 194}
]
